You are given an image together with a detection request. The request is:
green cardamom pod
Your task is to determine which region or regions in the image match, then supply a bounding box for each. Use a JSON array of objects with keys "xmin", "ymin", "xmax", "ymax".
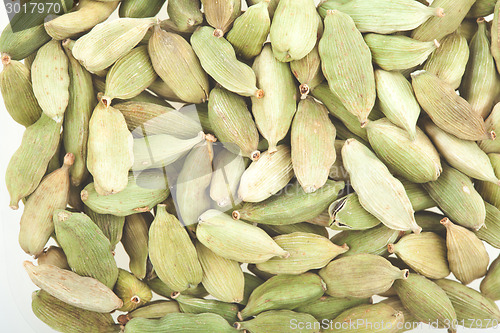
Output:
[
  {"xmin": 36, "ymin": 246, "xmax": 69, "ymax": 270},
  {"xmin": 331, "ymin": 224, "xmax": 400, "ymax": 257},
  {"xmin": 84, "ymin": 207, "xmax": 125, "ymax": 250},
  {"xmin": 122, "ymin": 212, "xmax": 152, "ymax": 279},
  {"xmin": 166, "ymin": 0, "xmax": 203, "ymax": 31},
  {"xmin": 126, "ymin": 300, "xmax": 180, "ymax": 321},
  {"xmin": 480, "ymin": 104, "xmax": 500, "ymax": 154},
  {"xmin": 260, "ymin": 223, "xmax": 329, "ymax": 238},
  {"xmin": 123, "ymin": 313, "xmax": 237, "ymax": 333},
  {"xmin": 119, "ymin": 0, "xmax": 166, "ymax": 18},
  {"xmin": 295, "ymin": 295, "xmax": 371, "ymax": 322},
  {"xmin": 329, "ymin": 193, "xmax": 381, "ymax": 231},
  {"xmin": 480, "ymin": 254, "xmax": 500, "ymax": 300},
  {"xmin": 171, "ymin": 292, "xmax": 239, "ymax": 323},
  {"xmin": 114, "ymin": 269, "xmax": 152, "ymax": 312},
  {"xmin": 210, "ymin": 148, "xmax": 247, "ymax": 210},
  {"xmin": 147, "ymin": 278, "xmax": 208, "ymax": 299},
  {"xmin": 290, "ymin": 45, "xmax": 325, "ymax": 98},
  {"xmin": 476, "ymin": 201, "xmax": 500, "ymax": 248},
  {"xmin": 201, "ymin": 0, "xmax": 241, "ymax": 36},
  {"xmin": 236, "ymin": 310, "xmax": 320, "ymax": 333}
]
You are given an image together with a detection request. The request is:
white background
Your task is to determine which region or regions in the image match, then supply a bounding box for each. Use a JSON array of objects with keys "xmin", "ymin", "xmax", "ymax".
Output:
[{"xmin": 0, "ymin": 1, "xmax": 498, "ymax": 333}]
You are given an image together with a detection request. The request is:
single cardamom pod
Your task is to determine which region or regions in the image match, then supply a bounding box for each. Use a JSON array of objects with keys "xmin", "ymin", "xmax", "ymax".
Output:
[
  {"xmin": 147, "ymin": 278, "xmax": 208, "ymax": 299},
  {"xmin": 126, "ymin": 300, "xmax": 180, "ymax": 321},
  {"xmin": 479, "ymin": 104, "xmax": 500, "ymax": 154},
  {"xmin": 236, "ymin": 310, "xmax": 320, "ymax": 333},
  {"xmin": 401, "ymin": 178, "xmax": 436, "ymax": 211},
  {"xmin": 166, "ymin": 0, "xmax": 203, "ymax": 32},
  {"xmin": 114, "ymin": 269, "xmax": 152, "ymax": 312},
  {"xmin": 480, "ymin": 254, "xmax": 500, "ymax": 300},
  {"xmin": 476, "ymin": 201, "xmax": 500, "ymax": 248},
  {"xmin": 468, "ymin": 0, "xmax": 496, "ymax": 17},
  {"xmin": 329, "ymin": 140, "xmax": 349, "ymax": 181},
  {"xmin": 319, "ymin": 254, "xmax": 409, "ymax": 299},
  {"xmin": 171, "ymin": 292, "xmax": 239, "ymax": 323},
  {"xmin": 122, "ymin": 212, "xmax": 152, "ymax": 279},
  {"xmin": 290, "ymin": 45, "xmax": 325, "ymax": 99},
  {"xmin": 201, "ymin": 0, "xmax": 241, "ymax": 36},
  {"xmin": 492, "ymin": 0, "xmax": 500, "ymax": 73},
  {"xmin": 84, "ymin": 207, "xmax": 125, "ymax": 251},
  {"xmin": 319, "ymin": 10, "xmax": 375, "ymax": 126},
  {"xmin": 123, "ymin": 313, "xmax": 237, "ymax": 333},
  {"xmin": 241, "ymin": 273, "xmax": 264, "ymax": 306},
  {"xmin": 441, "ymin": 217, "xmax": 489, "ymax": 284},
  {"xmin": 119, "ymin": 0, "xmax": 166, "ymax": 18},
  {"xmin": 295, "ymin": 295, "xmax": 371, "ymax": 322},
  {"xmin": 210, "ymin": 148, "xmax": 247, "ymax": 210},
  {"xmin": 197, "ymin": 209, "xmax": 289, "ymax": 263},
  {"xmin": 329, "ymin": 193, "xmax": 382, "ymax": 231},
  {"xmin": 36, "ymin": 246, "xmax": 69, "ymax": 270},
  {"xmin": 260, "ymin": 223, "xmax": 329, "ymax": 238},
  {"xmin": 331, "ymin": 224, "xmax": 400, "ymax": 257}
]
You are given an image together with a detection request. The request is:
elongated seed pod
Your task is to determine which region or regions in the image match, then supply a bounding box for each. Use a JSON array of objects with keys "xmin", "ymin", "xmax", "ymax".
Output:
[
  {"xmin": 374, "ymin": 70, "xmax": 420, "ymax": 140},
  {"xmin": 148, "ymin": 26, "xmax": 209, "ymax": 104},
  {"xmin": 480, "ymin": 104, "xmax": 500, "ymax": 153},
  {"xmin": 54, "ymin": 210, "xmax": 118, "ymax": 289},
  {"xmin": 290, "ymin": 45, "xmax": 324, "ymax": 98},
  {"xmin": 329, "ymin": 303, "xmax": 404, "ymax": 333},
  {"xmin": 167, "ymin": 0, "xmax": 203, "ymax": 31},
  {"xmin": 441, "ymin": 218, "xmax": 489, "ymax": 285},
  {"xmin": 329, "ymin": 193, "xmax": 381, "ymax": 231},
  {"xmin": 37, "ymin": 246, "xmax": 69, "ymax": 270},
  {"xmin": 423, "ymin": 164, "xmax": 486, "ymax": 230},
  {"xmin": 45, "ymin": 0, "xmax": 119, "ymax": 40},
  {"xmin": 197, "ymin": 210, "xmax": 289, "ymax": 263},
  {"xmin": 201, "ymin": 0, "xmax": 241, "ymax": 36},
  {"xmin": 149, "ymin": 204, "xmax": 203, "ymax": 292},
  {"xmin": 481, "ymin": 255, "xmax": 500, "ymax": 300},
  {"xmin": 331, "ymin": 225, "xmax": 400, "ymax": 258},
  {"xmin": 411, "ymin": 70, "xmax": 493, "ymax": 140},
  {"xmin": 402, "ymin": 179, "xmax": 437, "ymax": 211},
  {"xmin": 291, "ymin": 97, "xmax": 336, "ymax": 193},
  {"xmin": 367, "ymin": 118, "xmax": 441, "ymax": 183},
  {"xmin": 210, "ymin": 148, "xmax": 247, "ymax": 209},
  {"xmin": 226, "ymin": 2, "xmax": 270, "ymax": 59},
  {"xmin": 123, "ymin": 313, "xmax": 237, "ymax": 333},
  {"xmin": 208, "ymin": 87, "xmax": 260, "ymax": 159},
  {"xmin": 125, "ymin": 300, "xmax": 180, "ymax": 321},
  {"xmin": 238, "ymin": 145, "xmax": 294, "ymax": 203},
  {"xmin": 247, "ymin": 0, "xmax": 279, "ymax": 16},
  {"xmin": 147, "ymin": 278, "xmax": 208, "ymax": 299},
  {"xmin": 171, "ymin": 293, "xmax": 239, "ymax": 323},
  {"xmin": 191, "ymin": 26, "xmax": 263, "ymax": 98},
  {"xmin": 72, "ymin": 18, "xmax": 155, "ymax": 73},
  {"xmin": 236, "ymin": 310, "xmax": 320, "ymax": 333},
  {"xmin": 423, "ymin": 31, "xmax": 469, "ymax": 90},
  {"xmin": 6, "ymin": 114, "xmax": 62, "ymax": 209},
  {"xmin": 423, "ymin": 118, "xmax": 499, "ymax": 184},
  {"xmin": 476, "ymin": 202, "xmax": 500, "ymax": 248},
  {"xmin": 84, "ymin": 207, "xmax": 125, "ymax": 250},
  {"xmin": 468, "ymin": 0, "xmax": 497, "ymax": 17},
  {"xmin": 412, "ymin": 0, "xmax": 476, "ymax": 41},
  {"xmin": 87, "ymin": 99, "xmax": 134, "ymax": 195},
  {"xmin": 269, "ymin": 0, "xmax": 319, "ymax": 62},
  {"xmin": 0, "ymin": 55, "xmax": 42, "ymax": 126},
  {"xmin": 318, "ymin": 0, "xmax": 444, "ymax": 34},
  {"xmin": 492, "ymin": 1, "xmax": 500, "ymax": 74},
  {"xmin": 31, "ymin": 40, "xmax": 70, "ymax": 122},
  {"xmin": 476, "ymin": 154, "xmax": 500, "ymax": 209},
  {"xmin": 461, "ymin": 18, "xmax": 500, "ymax": 118},
  {"xmin": 19, "ymin": 153, "xmax": 73, "ymax": 256},
  {"xmin": 319, "ymin": 10, "xmax": 375, "ymax": 126},
  {"xmin": 342, "ymin": 139, "xmax": 421, "ymax": 233},
  {"xmin": 261, "ymin": 223, "xmax": 329, "ymax": 238},
  {"xmin": 252, "ymin": 44, "xmax": 297, "ymax": 153},
  {"xmin": 119, "ymin": 0, "xmax": 166, "ymax": 18},
  {"xmin": 122, "ymin": 212, "xmax": 152, "ymax": 279},
  {"xmin": 24, "ymin": 262, "xmax": 122, "ymax": 313},
  {"xmin": 295, "ymin": 296, "xmax": 371, "ymax": 322},
  {"xmin": 114, "ymin": 269, "xmax": 152, "ymax": 312},
  {"xmin": 319, "ymin": 254, "xmax": 409, "ymax": 298}
]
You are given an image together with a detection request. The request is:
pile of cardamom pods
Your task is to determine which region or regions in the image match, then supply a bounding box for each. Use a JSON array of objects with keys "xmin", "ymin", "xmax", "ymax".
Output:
[{"xmin": 3, "ymin": 0, "xmax": 500, "ymax": 332}]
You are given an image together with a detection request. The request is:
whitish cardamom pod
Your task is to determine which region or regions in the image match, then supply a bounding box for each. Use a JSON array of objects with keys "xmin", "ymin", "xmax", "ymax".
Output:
[
  {"xmin": 319, "ymin": 254, "xmax": 409, "ymax": 299},
  {"xmin": 226, "ymin": 1, "xmax": 270, "ymax": 59},
  {"xmin": 24, "ymin": 262, "xmax": 123, "ymax": 313},
  {"xmin": 149, "ymin": 204, "xmax": 202, "ymax": 292},
  {"xmin": 424, "ymin": 118, "xmax": 500, "ymax": 184},
  {"xmin": 374, "ymin": 70, "xmax": 420, "ymax": 140},
  {"xmin": 191, "ymin": 26, "xmax": 263, "ymax": 98},
  {"xmin": 210, "ymin": 148, "xmax": 247, "ymax": 210},
  {"xmin": 318, "ymin": 0, "xmax": 444, "ymax": 34},
  {"xmin": 319, "ymin": 10, "xmax": 375, "ymax": 126},
  {"xmin": 367, "ymin": 118, "xmax": 441, "ymax": 183},
  {"xmin": 36, "ymin": 246, "xmax": 69, "ymax": 270},
  {"xmin": 201, "ymin": 0, "xmax": 241, "ymax": 36},
  {"xmin": 411, "ymin": 70, "xmax": 494, "ymax": 140},
  {"xmin": 31, "ymin": 40, "xmax": 70, "ymax": 122},
  {"xmin": 342, "ymin": 139, "xmax": 422, "ymax": 233},
  {"xmin": 461, "ymin": 18, "xmax": 500, "ymax": 118},
  {"xmin": 197, "ymin": 209, "xmax": 289, "ymax": 263},
  {"xmin": 148, "ymin": 25, "xmax": 209, "ymax": 104},
  {"xmin": 441, "ymin": 217, "xmax": 489, "ymax": 284},
  {"xmin": 72, "ymin": 17, "xmax": 155, "ymax": 73},
  {"xmin": 19, "ymin": 153, "xmax": 74, "ymax": 256},
  {"xmin": 238, "ymin": 145, "xmax": 294, "ymax": 203},
  {"xmin": 256, "ymin": 232, "xmax": 348, "ymax": 275},
  {"xmin": 423, "ymin": 164, "xmax": 486, "ymax": 230},
  {"xmin": 87, "ymin": 99, "xmax": 134, "ymax": 195},
  {"xmin": 291, "ymin": 97, "xmax": 336, "ymax": 193},
  {"xmin": 388, "ymin": 232, "xmax": 449, "ymax": 279},
  {"xmin": 423, "ymin": 31, "xmax": 469, "ymax": 90},
  {"xmin": 331, "ymin": 224, "xmax": 400, "ymax": 257},
  {"xmin": 251, "ymin": 44, "xmax": 297, "ymax": 153}
]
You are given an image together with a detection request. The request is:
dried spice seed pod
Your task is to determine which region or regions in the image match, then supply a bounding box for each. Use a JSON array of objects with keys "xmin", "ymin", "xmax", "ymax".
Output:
[
  {"xmin": 196, "ymin": 241, "xmax": 244, "ymax": 303},
  {"xmin": 72, "ymin": 17, "xmax": 155, "ymax": 73},
  {"xmin": 476, "ymin": 154, "xmax": 500, "ymax": 209},
  {"xmin": 236, "ymin": 310, "xmax": 320, "ymax": 333},
  {"xmin": 290, "ymin": 45, "xmax": 324, "ymax": 98},
  {"xmin": 201, "ymin": 0, "xmax": 241, "ymax": 36},
  {"xmin": 319, "ymin": 254, "xmax": 409, "ymax": 299},
  {"xmin": 6, "ymin": 114, "xmax": 62, "ymax": 209},
  {"xmin": 480, "ymin": 104, "xmax": 500, "ymax": 154},
  {"xmin": 252, "ymin": 44, "xmax": 297, "ymax": 153},
  {"xmin": 166, "ymin": 0, "xmax": 203, "ymax": 32},
  {"xmin": 87, "ymin": 99, "xmax": 134, "ymax": 196},
  {"xmin": 388, "ymin": 232, "xmax": 450, "ymax": 279},
  {"xmin": 36, "ymin": 246, "xmax": 69, "ymax": 270},
  {"xmin": 247, "ymin": 0, "xmax": 279, "ymax": 17},
  {"xmin": 423, "ymin": 164, "xmax": 486, "ymax": 230},
  {"xmin": 441, "ymin": 217, "xmax": 489, "ymax": 285},
  {"xmin": 468, "ymin": 0, "xmax": 497, "ymax": 17},
  {"xmin": 240, "ymin": 273, "xmax": 325, "ymax": 319},
  {"xmin": 241, "ymin": 273, "xmax": 264, "ymax": 306},
  {"xmin": 24, "ymin": 262, "xmax": 123, "ymax": 313},
  {"xmin": 475, "ymin": 202, "xmax": 500, "ymax": 248},
  {"xmin": 238, "ymin": 145, "xmax": 294, "ymax": 203},
  {"xmin": 235, "ymin": 180, "xmax": 344, "ymax": 226},
  {"xmin": 260, "ymin": 223, "xmax": 329, "ymax": 238},
  {"xmin": 461, "ymin": 18, "xmax": 500, "ymax": 118},
  {"xmin": 401, "ymin": 178, "xmax": 437, "ymax": 211},
  {"xmin": 411, "ymin": 70, "xmax": 493, "ymax": 141},
  {"xmin": 191, "ymin": 26, "xmax": 263, "ymax": 98},
  {"xmin": 126, "ymin": 300, "xmax": 180, "ymax": 321},
  {"xmin": 149, "ymin": 26, "xmax": 209, "ymax": 104},
  {"xmin": 122, "ymin": 212, "xmax": 152, "ymax": 279},
  {"xmin": 208, "ymin": 87, "xmax": 260, "ymax": 160},
  {"xmin": 291, "ymin": 97, "xmax": 336, "ymax": 193},
  {"xmin": 423, "ymin": 118, "xmax": 500, "ymax": 184},
  {"xmin": 342, "ymin": 139, "xmax": 422, "ymax": 233},
  {"xmin": 114, "ymin": 269, "xmax": 152, "ymax": 312},
  {"xmin": 210, "ymin": 148, "xmax": 247, "ymax": 210},
  {"xmin": 45, "ymin": 0, "xmax": 120, "ymax": 40},
  {"xmin": 319, "ymin": 10, "xmax": 375, "ymax": 126},
  {"xmin": 367, "ymin": 118, "xmax": 441, "ymax": 183},
  {"xmin": 31, "ymin": 40, "xmax": 70, "ymax": 122},
  {"xmin": 148, "ymin": 204, "xmax": 203, "ymax": 292},
  {"xmin": 197, "ymin": 209, "xmax": 289, "ymax": 263},
  {"xmin": 329, "ymin": 193, "xmax": 381, "ymax": 231},
  {"xmin": 53, "ymin": 210, "xmax": 119, "ymax": 289},
  {"xmin": 330, "ymin": 224, "xmax": 400, "ymax": 257},
  {"xmin": 480, "ymin": 255, "xmax": 500, "ymax": 300},
  {"xmin": 147, "ymin": 278, "xmax": 208, "ymax": 299},
  {"xmin": 328, "ymin": 303, "xmax": 404, "ymax": 333},
  {"xmin": 492, "ymin": 0, "xmax": 500, "ymax": 73},
  {"xmin": 84, "ymin": 208, "xmax": 125, "ymax": 251},
  {"xmin": 19, "ymin": 153, "xmax": 74, "ymax": 256},
  {"xmin": 295, "ymin": 296, "xmax": 371, "ymax": 322},
  {"xmin": 62, "ymin": 39, "xmax": 95, "ymax": 187},
  {"xmin": 0, "ymin": 55, "xmax": 42, "ymax": 126},
  {"xmin": 256, "ymin": 232, "xmax": 348, "ymax": 275},
  {"xmin": 423, "ymin": 31, "xmax": 469, "ymax": 90},
  {"xmin": 123, "ymin": 313, "xmax": 237, "ymax": 333},
  {"xmin": 171, "ymin": 293, "xmax": 239, "ymax": 323},
  {"xmin": 119, "ymin": 0, "xmax": 166, "ymax": 18}
]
